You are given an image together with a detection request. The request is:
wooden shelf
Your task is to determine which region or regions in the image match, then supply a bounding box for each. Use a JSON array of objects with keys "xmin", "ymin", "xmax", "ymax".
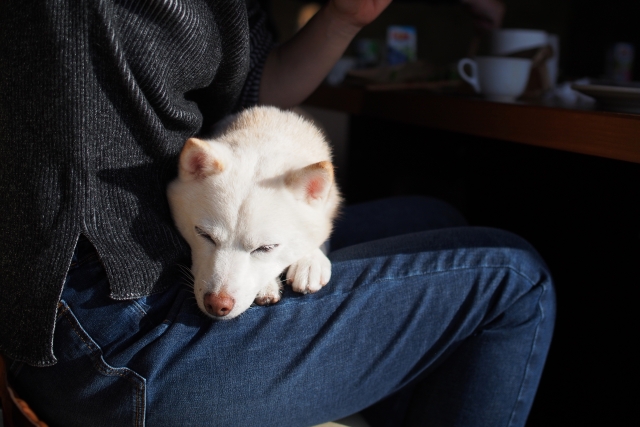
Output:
[{"xmin": 304, "ymin": 85, "xmax": 640, "ymax": 164}]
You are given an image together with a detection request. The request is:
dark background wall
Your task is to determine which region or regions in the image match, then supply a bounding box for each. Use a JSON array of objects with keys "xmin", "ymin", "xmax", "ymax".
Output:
[{"xmin": 563, "ymin": 0, "xmax": 640, "ymax": 81}]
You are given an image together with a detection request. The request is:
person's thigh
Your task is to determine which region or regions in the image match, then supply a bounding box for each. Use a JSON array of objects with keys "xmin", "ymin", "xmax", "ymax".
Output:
[{"xmin": 9, "ymin": 225, "xmax": 554, "ymax": 427}]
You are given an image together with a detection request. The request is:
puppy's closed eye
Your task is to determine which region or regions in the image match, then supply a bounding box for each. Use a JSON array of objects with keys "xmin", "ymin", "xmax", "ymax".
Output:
[
  {"xmin": 252, "ymin": 244, "xmax": 279, "ymax": 254},
  {"xmin": 195, "ymin": 226, "xmax": 216, "ymax": 245}
]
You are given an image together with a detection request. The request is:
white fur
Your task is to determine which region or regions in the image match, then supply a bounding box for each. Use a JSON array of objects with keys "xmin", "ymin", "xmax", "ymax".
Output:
[{"xmin": 167, "ymin": 106, "xmax": 341, "ymax": 319}]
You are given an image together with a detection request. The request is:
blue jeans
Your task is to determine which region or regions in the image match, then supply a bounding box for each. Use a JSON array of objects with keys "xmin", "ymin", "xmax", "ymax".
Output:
[{"xmin": 8, "ymin": 196, "xmax": 555, "ymax": 427}]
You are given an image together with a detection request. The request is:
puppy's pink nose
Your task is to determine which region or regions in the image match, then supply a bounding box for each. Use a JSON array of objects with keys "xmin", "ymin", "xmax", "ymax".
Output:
[{"xmin": 203, "ymin": 291, "xmax": 235, "ymax": 317}]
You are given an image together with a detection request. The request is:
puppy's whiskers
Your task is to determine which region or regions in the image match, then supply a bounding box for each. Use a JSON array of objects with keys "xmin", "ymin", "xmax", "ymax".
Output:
[
  {"xmin": 175, "ymin": 264, "xmax": 195, "ymax": 293},
  {"xmin": 177, "ymin": 264, "xmax": 194, "ymax": 279}
]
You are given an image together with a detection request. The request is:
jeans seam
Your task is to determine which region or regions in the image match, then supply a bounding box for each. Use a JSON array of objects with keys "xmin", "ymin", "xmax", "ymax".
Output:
[
  {"xmin": 375, "ymin": 263, "xmax": 539, "ymax": 286},
  {"xmin": 506, "ymin": 280, "xmax": 548, "ymax": 427},
  {"xmin": 59, "ymin": 304, "xmax": 146, "ymax": 427}
]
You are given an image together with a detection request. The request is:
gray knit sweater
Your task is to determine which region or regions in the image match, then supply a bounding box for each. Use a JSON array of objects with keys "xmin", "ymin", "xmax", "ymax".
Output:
[{"xmin": 0, "ymin": 0, "xmax": 274, "ymax": 366}]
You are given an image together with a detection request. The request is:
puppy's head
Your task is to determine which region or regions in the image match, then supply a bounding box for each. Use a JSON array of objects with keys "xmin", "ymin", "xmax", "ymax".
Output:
[{"xmin": 167, "ymin": 133, "xmax": 339, "ymax": 319}]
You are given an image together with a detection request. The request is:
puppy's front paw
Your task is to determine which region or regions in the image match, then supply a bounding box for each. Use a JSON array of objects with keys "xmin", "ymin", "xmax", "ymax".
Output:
[
  {"xmin": 254, "ymin": 278, "xmax": 282, "ymax": 306},
  {"xmin": 287, "ymin": 248, "xmax": 331, "ymax": 294}
]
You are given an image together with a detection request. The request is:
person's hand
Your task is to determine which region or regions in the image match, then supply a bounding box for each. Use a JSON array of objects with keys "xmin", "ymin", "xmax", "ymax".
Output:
[
  {"xmin": 326, "ymin": 0, "xmax": 393, "ymax": 31},
  {"xmin": 461, "ymin": 0, "xmax": 505, "ymax": 32}
]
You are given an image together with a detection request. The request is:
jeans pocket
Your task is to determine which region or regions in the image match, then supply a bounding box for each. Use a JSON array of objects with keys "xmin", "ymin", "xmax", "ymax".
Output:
[{"xmin": 9, "ymin": 302, "xmax": 146, "ymax": 427}]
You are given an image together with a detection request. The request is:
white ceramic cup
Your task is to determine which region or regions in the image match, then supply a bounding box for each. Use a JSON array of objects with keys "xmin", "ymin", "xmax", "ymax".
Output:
[
  {"xmin": 490, "ymin": 29, "xmax": 548, "ymax": 56},
  {"xmin": 457, "ymin": 56, "xmax": 532, "ymax": 102},
  {"xmin": 490, "ymin": 29, "xmax": 559, "ymax": 88}
]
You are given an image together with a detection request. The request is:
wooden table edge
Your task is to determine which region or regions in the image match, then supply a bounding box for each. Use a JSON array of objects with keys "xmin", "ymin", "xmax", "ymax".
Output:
[{"xmin": 304, "ymin": 85, "xmax": 640, "ymax": 165}]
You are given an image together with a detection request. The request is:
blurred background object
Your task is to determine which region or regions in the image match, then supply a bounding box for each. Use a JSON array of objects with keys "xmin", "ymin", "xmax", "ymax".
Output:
[
  {"xmin": 386, "ymin": 25, "xmax": 418, "ymax": 65},
  {"xmin": 606, "ymin": 42, "xmax": 635, "ymax": 83}
]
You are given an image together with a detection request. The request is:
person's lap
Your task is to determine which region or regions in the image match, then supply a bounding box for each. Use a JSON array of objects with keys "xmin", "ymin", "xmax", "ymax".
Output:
[{"xmin": 8, "ymin": 196, "xmax": 555, "ymax": 427}]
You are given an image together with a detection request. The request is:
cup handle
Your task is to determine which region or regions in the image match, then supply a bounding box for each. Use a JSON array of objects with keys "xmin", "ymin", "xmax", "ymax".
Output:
[{"xmin": 457, "ymin": 58, "xmax": 480, "ymax": 93}]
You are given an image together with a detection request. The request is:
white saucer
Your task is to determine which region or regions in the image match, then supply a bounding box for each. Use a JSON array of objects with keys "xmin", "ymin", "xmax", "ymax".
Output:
[{"xmin": 571, "ymin": 82, "xmax": 640, "ymax": 114}]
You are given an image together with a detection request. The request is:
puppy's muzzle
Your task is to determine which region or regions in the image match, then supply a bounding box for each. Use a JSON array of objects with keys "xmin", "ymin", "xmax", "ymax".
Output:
[{"xmin": 203, "ymin": 291, "xmax": 235, "ymax": 317}]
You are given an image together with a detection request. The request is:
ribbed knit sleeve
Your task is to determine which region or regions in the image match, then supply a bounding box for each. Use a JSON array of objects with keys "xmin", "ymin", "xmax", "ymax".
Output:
[
  {"xmin": 0, "ymin": 0, "xmax": 265, "ymax": 366},
  {"xmin": 237, "ymin": 0, "xmax": 276, "ymax": 109}
]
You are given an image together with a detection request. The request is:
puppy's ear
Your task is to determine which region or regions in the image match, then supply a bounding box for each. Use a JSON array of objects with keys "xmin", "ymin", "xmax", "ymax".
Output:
[
  {"xmin": 285, "ymin": 161, "xmax": 334, "ymax": 203},
  {"xmin": 178, "ymin": 138, "xmax": 225, "ymax": 181}
]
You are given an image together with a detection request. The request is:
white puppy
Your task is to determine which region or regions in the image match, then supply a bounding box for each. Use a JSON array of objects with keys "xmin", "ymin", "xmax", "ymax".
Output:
[{"xmin": 167, "ymin": 106, "xmax": 341, "ymax": 319}]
